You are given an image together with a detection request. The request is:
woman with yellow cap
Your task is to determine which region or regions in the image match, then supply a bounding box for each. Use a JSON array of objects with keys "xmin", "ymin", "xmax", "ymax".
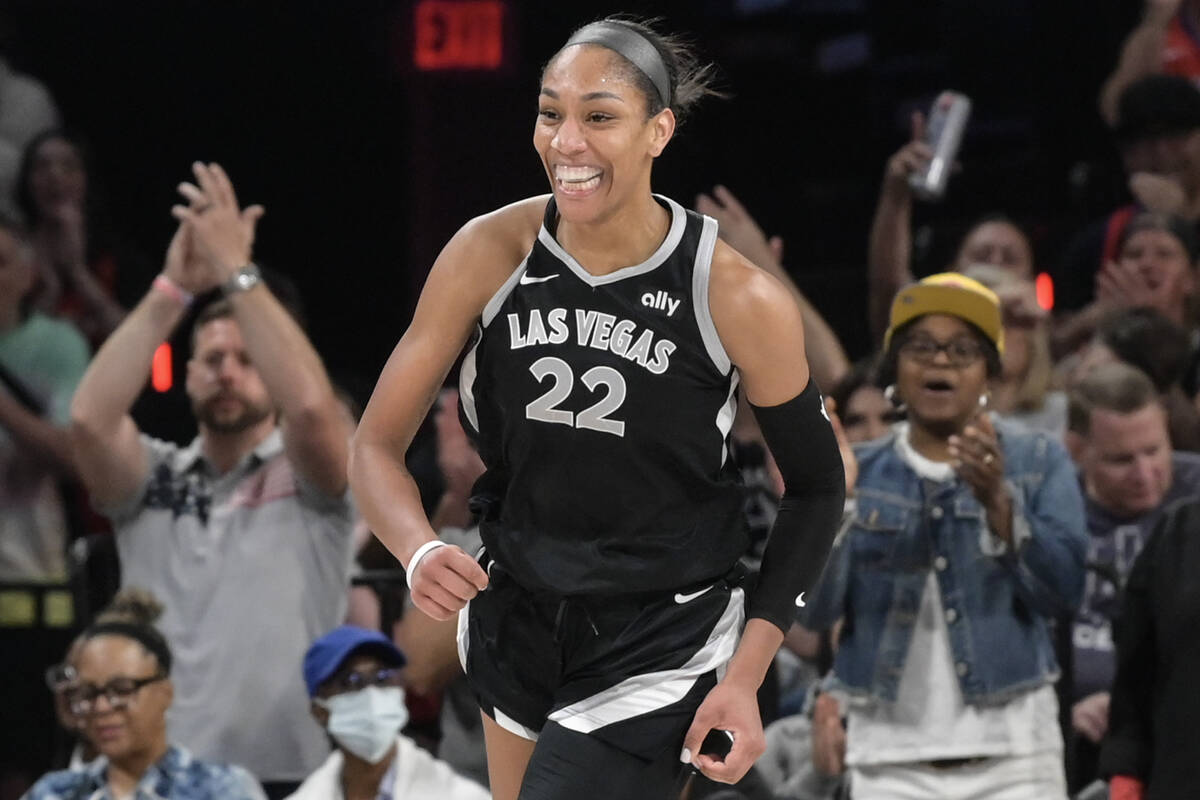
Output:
[{"xmin": 806, "ymin": 274, "xmax": 1088, "ymax": 798}]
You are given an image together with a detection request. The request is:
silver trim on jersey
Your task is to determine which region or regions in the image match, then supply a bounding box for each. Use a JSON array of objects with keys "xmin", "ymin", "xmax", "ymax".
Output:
[
  {"xmin": 691, "ymin": 214, "xmax": 731, "ymax": 375},
  {"xmin": 536, "ymin": 194, "xmax": 687, "ymax": 286},
  {"xmin": 459, "ymin": 324, "xmax": 482, "ymax": 433},
  {"xmin": 483, "ymin": 256, "xmax": 530, "ymax": 327},
  {"xmin": 717, "ymin": 371, "xmax": 740, "ymax": 468},
  {"xmin": 546, "ymin": 587, "xmax": 744, "ymax": 734},
  {"xmin": 461, "ymin": 254, "xmax": 534, "ymax": 434}
]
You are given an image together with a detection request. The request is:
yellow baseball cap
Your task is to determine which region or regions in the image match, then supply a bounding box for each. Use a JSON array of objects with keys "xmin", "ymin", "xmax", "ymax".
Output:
[{"xmin": 884, "ymin": 272, "xmax": 1004, "ymax": 356}]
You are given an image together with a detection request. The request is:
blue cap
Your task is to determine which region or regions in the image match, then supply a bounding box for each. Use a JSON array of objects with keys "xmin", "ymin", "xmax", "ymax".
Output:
[{"xmin": 303, "ymin": 625, "xmax": 406, "ymax": 697}]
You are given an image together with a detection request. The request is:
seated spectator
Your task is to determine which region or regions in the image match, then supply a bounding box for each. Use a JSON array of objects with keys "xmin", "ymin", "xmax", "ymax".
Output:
[
  {"xmin": 16, "ymin": 130, "xmax": 128, "ymax": 345},
  {"xmin": 963, "ymin": 263, "xmax": 1067, "ymax": 436},
  {"xmin": 289, "ymin": 625, "xmax": 489, "ymax": 800},
  {"xmin": 1062, "ymin": 362, "xmax": 1200, "ymax": 787},
  {"xmin": 1099, "ymin": 0, "xmax": 1200, "ymax": 126},
  {"xmin": 1057, "ymin": 211, "xmax": 1199, "ymax": 358},
  {"xmin": 865, "ymin": 111, "xmax": 1038, "ymax": 343},
  {"xmin": 805, "ymin": 273, "xmax": 1087, "ymax": 798},
  {"xmin": 69, "ymin": 163, "xmax": 354, "ymax": 795},
  {"xmin": 1099, "ymin": 494, "xmax": 1200, "ymax": 797},
  {"xmin": 22, "ymin": 611, "xmax": 265, "ymax": 799},
  {"xmin": 1070, "ymin": 307, "xmax": 1200, "ymax": 451},
  {"xmin": 1056, "ymin": 76, "xmax": 1200, "ymax": 321},
  {"xmin": 0, "ymin": 213, "xmax": 87, "ymax": 581},
  {"xmin": 44, "ymin": 588, "xmax": 169, "ymax": 771},
  {"xmin": 828, "ymin": 359, "xmax": 897, "ymax": 445}
]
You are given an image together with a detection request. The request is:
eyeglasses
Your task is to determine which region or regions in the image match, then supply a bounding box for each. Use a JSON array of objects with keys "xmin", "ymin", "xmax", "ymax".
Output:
[
  {"xmin": 329, "ymin": 667, "xmax": 401, "ymax": 694},
  {"xmin": 45, "ymin": 663, "xmax": 78, "ymax": 692},
  {"xmin": 64, "ymin": 674, "xmax": 166, "ymax": 716},
  {"xmin": 899, "ymin": 335, "xmax": 985, "ymax": 367}
]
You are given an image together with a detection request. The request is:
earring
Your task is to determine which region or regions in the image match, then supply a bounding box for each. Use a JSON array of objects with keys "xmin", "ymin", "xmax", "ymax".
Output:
[
  {"xmin": 978, "ymin": 393, "xmax": 990, "ymax": 410},
  {"xmin": 884, "ymin": 384, "xmax": 907, "ymax": 413}
]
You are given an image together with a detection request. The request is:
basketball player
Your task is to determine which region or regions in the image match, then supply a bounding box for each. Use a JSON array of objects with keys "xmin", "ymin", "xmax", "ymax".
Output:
[{"xmin": 350, "ymin": 18, "xmax": 846, "ymax": 800}]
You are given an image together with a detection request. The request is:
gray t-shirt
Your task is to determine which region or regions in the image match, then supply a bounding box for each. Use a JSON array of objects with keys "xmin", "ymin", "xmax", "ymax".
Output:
[
  {"xmin": 1072, "ymin": 452, "xmax": 1200, "ymax": 699},
  {"xmin": 106, "ymin": 430, "xmax": 354, "ymax": 781}
]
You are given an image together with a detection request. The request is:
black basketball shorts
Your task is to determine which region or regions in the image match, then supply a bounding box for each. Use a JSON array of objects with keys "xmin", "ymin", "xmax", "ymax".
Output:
[{"xmin": 456, "ymin": 549, "xmax": 746, "ymax": 760}]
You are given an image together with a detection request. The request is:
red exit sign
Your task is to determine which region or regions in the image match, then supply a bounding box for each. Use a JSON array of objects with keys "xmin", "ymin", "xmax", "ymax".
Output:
[{"xmin": 414, "ymin": 1, "xmax": 505, "ymax": 71}]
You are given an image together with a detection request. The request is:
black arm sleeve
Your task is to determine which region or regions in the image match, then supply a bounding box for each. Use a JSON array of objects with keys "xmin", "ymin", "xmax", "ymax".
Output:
[{"xmin": 748, "ymin": 379, "xmax": 846, "ymax": 634}]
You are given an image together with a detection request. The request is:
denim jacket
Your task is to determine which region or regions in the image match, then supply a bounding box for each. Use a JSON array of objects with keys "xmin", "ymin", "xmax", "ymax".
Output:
[{"xmin": 803, "ymin": 419, "xmax": 1087, "ymax": 705}]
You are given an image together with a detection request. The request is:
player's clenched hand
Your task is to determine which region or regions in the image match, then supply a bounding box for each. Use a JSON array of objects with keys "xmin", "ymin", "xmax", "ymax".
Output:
[
  {"xmin": 682, "ymin": 679, "xmax": 766, "ymax": 784},
  {"xmin": 408, "ymin": 544, "xmax": 488, "ymax": 621}
]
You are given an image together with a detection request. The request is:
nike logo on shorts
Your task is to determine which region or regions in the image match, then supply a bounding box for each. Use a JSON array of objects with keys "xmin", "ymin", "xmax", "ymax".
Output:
[
  {"xmin": 795, "ymin": 592, "xmax": 807, "ymax": 607},
  {"xmin": 674, "ymin": 584, "xmax": 715, "ymax": 604},
  {"xmin": 519, "ymin": 272, "xmax": 559, "ymax": 285}
]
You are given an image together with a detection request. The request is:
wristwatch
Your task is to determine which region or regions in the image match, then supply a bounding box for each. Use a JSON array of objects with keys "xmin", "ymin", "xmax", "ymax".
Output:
[{"xmin": 222, "ymin": 263, "xmax": 262, "ymax": 295}]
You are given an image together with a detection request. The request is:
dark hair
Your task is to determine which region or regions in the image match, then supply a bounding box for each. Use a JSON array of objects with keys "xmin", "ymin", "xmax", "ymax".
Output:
[
  {"xmin": 82, "ymin": 620, "xmax": 173, "ymax": 675},
  {"xmin": 191, "ymin": 296, "xmax": 235, "ymax": 351},
  {"xmin": 1097, "ymin": 307, "xmax": 1192, "ymax": 392},
  {"xmin": 956, "ymin": 213, "xmax": 1034, "ymax": 261},
  {"xmin": 877, "ymin": 317, "xmax": 1003, "ymax": 387},
  {"xmin": 94, "ymin": 587, "xmax": 165, "ymax": 627},
  {"xmin": 830, "ymin": 358, "xmax": 882, "ymax": 413},
  {"xmin": 15, "ymin": 129, "xmax": 91, "ymax": 228},
  {"xmin": 1067, "ymin": 362, "xmax": 1160, "ymax": 435},
  {"xmin": 1117, "ymin": 211, "xmax": 1200, "ymax": 264},
  {"xmin": 548, "ymin": 17, "xmax": 726, "ymax": 126}
]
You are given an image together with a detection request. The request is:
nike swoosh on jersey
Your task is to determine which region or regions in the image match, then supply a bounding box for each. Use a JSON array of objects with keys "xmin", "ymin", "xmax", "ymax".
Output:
[
  {"xmin": 795, "ymin": 592, "xmax": 807, "ymax": 608},
  {"xmin": 519, "ymin": 273, "xmax": 559, "ymax": 285},
  {"xmin": 674, "ymin": 584, "xmax": 715, "ymax": 604}
]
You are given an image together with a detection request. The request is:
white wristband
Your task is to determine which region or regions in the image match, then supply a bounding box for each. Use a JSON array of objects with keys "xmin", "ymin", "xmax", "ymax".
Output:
[{"xmin": 405, "ymin": 540, "xmax": 448, "ymax": 588}]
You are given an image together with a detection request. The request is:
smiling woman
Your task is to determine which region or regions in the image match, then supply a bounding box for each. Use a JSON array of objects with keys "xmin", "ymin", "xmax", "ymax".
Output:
[
  {"xmin": 349, "ymin": 15, "xmax": 847, "ymax": 800},
  {"xmin": 22, "ymin": 614, "xmax": 266, "ymax": 800}
]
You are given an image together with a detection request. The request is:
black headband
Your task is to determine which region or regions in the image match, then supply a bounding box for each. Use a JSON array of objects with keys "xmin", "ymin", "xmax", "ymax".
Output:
[
  {"xmin": 565, "ymin": 21, "xmax": 671, "ymax": 109},
  {"xmin": 85, "ymin": 621, "xmax": 173, "ymax": 675}
]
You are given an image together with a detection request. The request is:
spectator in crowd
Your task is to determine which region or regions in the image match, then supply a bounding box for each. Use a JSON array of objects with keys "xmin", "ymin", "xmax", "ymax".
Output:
[
  {"xmin": 0, "ymin": 51, "xmax": 59, "ymax": 220},
  {"xmin": 43, "ymin": 588, "xmax": 169, "ymax": 771},
  {"xmin": 963, "ymin": 263, "xmax": 1067, "ymax": 437},
  {"xmin": 828, "ymin": 360, "xmax": 897, "ymax": 445},
  {"xmin": 68, "ymin": 163, "xmax": 354, "ymax": 797},
  {"xmin": 1070, "ymin": 307, "xmax": 1200, "ymax": 451},
  {"xmin": 288, "ymin": 625, "xmax": 490, "ymax": 800},
  {"xmin": 1062, "ymin": 363, "xmax": 1200, "ymax": 787},
  {"xmin": 0, "ymin": 213, "xmax": 87, "ymax": 582},
  {"xmin": 1056, "ymin": 77, "xmax": 1200, "ymax": 319},
  {"xmin": 1057, "ymin": 211, "xmax": 1199, "ymax": 358},
  {"xmin": 805, "ymin": 273, "xmax": 1087, "ymax": 798},
  {"xmin": 16, "ymin": 130, "xmax": 128, "ymax": 346},
  {"xmin": 1099, "ymin": 494, "xmax": 1200, "ymax": 798},
  {"xmin": 1100, "ymin": 0, "xmax": 1200, "ymax": 126},
  {"xmin": 695, "ymin": 185, "xmax": 849, "ymax": 389},
  {"xmin": 22, "ymin": 603, "xmax": 265, "ymax": 799},
  {"xmin": 866, "ymin": 111, "xmax": 1037, "ymax": 337}
]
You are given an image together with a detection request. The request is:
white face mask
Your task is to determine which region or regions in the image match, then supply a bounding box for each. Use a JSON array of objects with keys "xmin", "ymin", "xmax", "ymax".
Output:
[{"xmin": 316, "ymin": 685, "xmax": 409, "ymax": 764}]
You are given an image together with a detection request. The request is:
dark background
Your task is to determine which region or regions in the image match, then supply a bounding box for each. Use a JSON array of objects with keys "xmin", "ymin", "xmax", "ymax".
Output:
[{"xmin": 1, "ymin": 0, "xmax": 1146, "ymax": 440}]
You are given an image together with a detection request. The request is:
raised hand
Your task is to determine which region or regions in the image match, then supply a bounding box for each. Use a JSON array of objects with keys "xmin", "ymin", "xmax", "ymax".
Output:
[
  {"xmin": 695, "ymin": 185, "xmax": 779, "ymax": 269},
  {"xmin": 882, "ymin": 111, "xmax": 932, "ymax": 196},
  {"xmin": 1095, "ymin": 260, "xmax": 1156, "ymax": 310},
  {"xmin": 949, "ymin": 412, "xmax": 1006, "ymax": 512},
  {"xmin": 172, "ymin": 162, "xmax": 265, "ymax": 280}
]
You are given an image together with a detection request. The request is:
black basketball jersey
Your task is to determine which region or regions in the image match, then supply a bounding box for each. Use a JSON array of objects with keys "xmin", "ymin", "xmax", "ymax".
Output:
[{"xmin": 459, "ymin": 195, "xmax": 748, "ymax": 595}]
